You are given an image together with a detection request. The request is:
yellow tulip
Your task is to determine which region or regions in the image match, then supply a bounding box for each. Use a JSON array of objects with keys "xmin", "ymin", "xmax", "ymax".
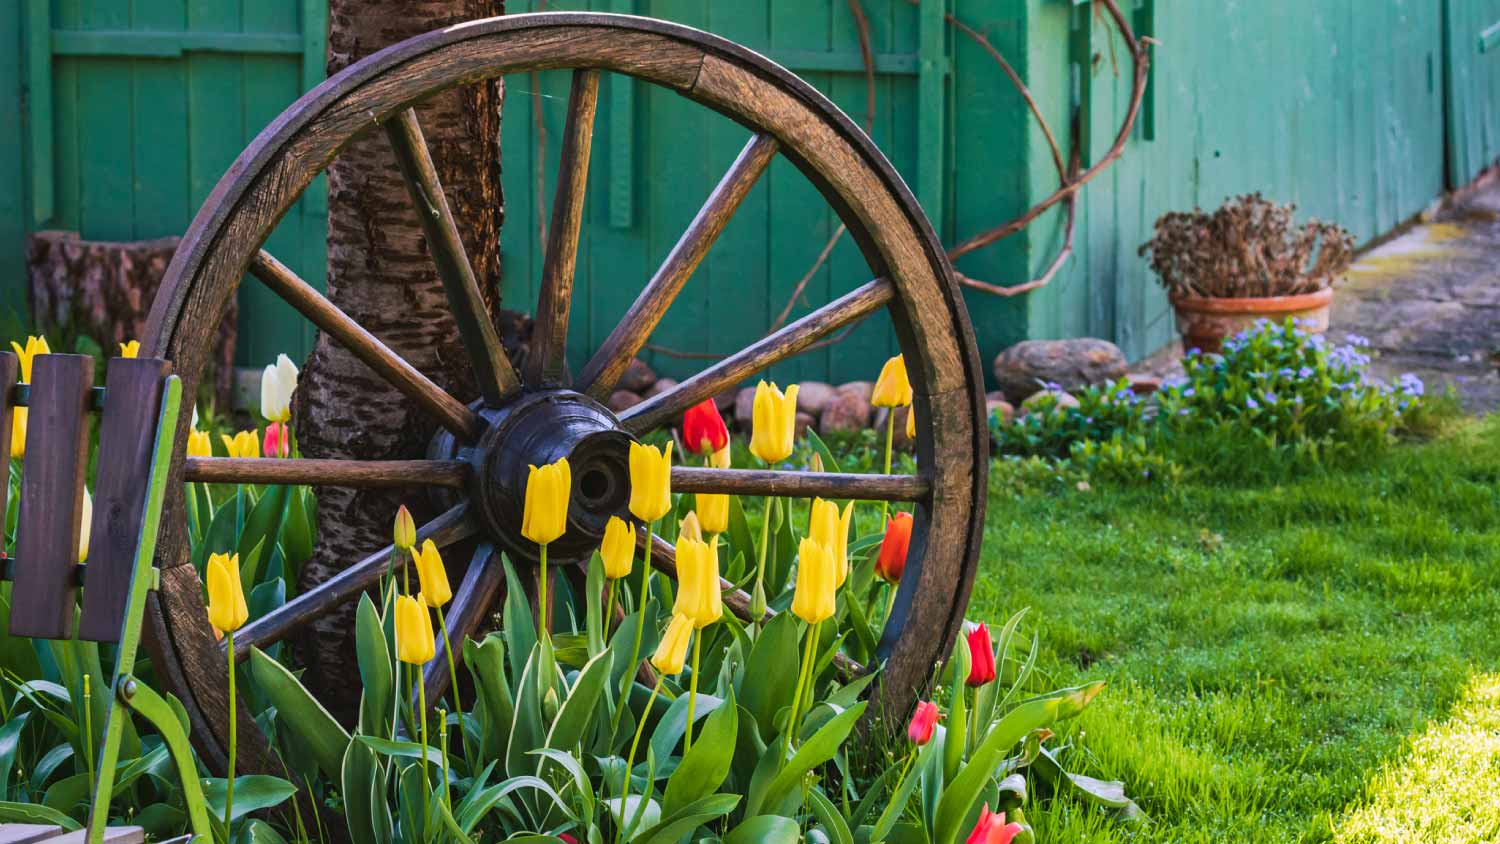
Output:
[
  {"xmin": 709, "ymin": 442, "xmax": 731, "ymax": 469},
  {"xmin": 187, "ymin": 429, "xmax": 212, "ymax": 458},
  {"xmin": 679, "ymin": 510, "xmax": 703, "ymax": 544},
  {"xmin": 221, "ymin": 430, "xmax": 260, "ymax": 459},
  {"xmin": 791, "ymin": 537, "xmax": 837, "ymax": 624},
  {"xmin": 522, "ymin": 458, "xmax": 571, "ymax": 545},
  {"xmin": 393, "ymin": 504, "xmax": 416, "ymax": 551},
  {"xmin": 906, "ymin": 404, "xmax": 916, "ymax": 440},
  {"xmin": 119, "ymin": 340, "xmax": 140, "ymax": 359},
  {"xmin": 260, "ymin": 354, "xmax": 299, "ymax": 424},
  {"xmin": 651, "ymin": 613, "xmax": 694, "ymax": 675},
  {"xmin": 872, "ymin": 354, "xmax": 912, "ymax": 408},
  {"xmin": 674, "ymin": 533, "xmax": 722, "ymax": 629},
  {"xmin": 600, "ymin": 516, "xmax": 635, "ymax": 580},
  {"xmin": 750, "ymin": 381, "xmax": 799, "ymax": 464},
  {"xmin": 696, "ymin": 492, "xmax": 729, "ymax": 535},
  {"xmin": 10, "ymin": 336, "xmax": 49, "ymax": 460},
  {"xmin": 628, "ymin": 441, "xmax": 673, "ymax": 523},
  {"xmin": 395, "ymin": 594, "xmax": 436, "ymax": 665},
  {"xmin": 78, "ymin": 489, "xmax": 92, "ymax": 564},
  {"xmin": 415, "ymin": 539, "xmax": 451, "ymax": 608},
  {"xmin": 206, "ymin": 552, "xmax": 249, "ymax": 634},
  {"xmin": 808, "ymin": 498, "xmax": 854, "ymax": 587}
]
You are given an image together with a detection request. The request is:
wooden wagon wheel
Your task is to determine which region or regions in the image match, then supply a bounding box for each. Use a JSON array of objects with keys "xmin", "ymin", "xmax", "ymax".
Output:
[{"xmin": 140, "ymin": 12, "xmax": 989, "ymax": 768}]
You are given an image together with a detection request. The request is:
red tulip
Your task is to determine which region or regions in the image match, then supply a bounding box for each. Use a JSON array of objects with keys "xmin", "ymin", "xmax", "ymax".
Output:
[
  {"xmin": 559, "ymin": 835, "xmax": 578, "ymax": 844},
  {"xmin": 907, "ymin": 700, "xmax": 939, "ymax": 745},
  {"xmin": 682, "ymin": 398, "xmax": 729, "ymax": 457},
  {"xmin": 263, "ymin": 421, "xmax": 289, "ymax": 458},
  {"xmin": 966, "ymin": 805, "xmax": 1024, "ymax": 844},
  {"xmin": 874, "ymin": 512, "xmax": 914, "ymax": 584},
  {"xmin": 966, "ymin": 623, "xmax": 996, "ymax": 687}
]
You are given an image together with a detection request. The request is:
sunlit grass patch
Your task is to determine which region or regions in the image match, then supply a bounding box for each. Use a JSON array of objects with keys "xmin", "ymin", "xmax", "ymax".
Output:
[{"xmin": 1334, "ymin": 672, "xmax": 1500, "ymax": 843}]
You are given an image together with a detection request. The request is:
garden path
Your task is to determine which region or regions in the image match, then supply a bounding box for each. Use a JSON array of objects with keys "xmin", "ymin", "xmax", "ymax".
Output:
[{"xmin": 1327, "ymin": 180, "xmax": 1500, "ymax": 413}]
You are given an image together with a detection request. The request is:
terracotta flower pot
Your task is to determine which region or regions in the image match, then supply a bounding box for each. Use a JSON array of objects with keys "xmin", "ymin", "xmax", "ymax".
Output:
[{"xmin": 1170, "ymin": 288, "xmax": 1334, "ymax": 355}]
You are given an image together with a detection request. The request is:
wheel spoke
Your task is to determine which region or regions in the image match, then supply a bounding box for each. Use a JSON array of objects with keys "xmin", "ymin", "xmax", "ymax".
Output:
[
  {"xmin": 579, "ymin": 133, "xmax": 779, "ymax": 399},
  {"xmin": 671, "ymin": 466, "xmax": 927, "ymax": 502},
  {"xmin": 421, "ymin": 543, "xmax": 503, "ymax": 704},
  {"xmin": 622, "ymin": 278, "xmax": 893, "ymax": 432},
  {"xmin": 642, "ymin": 531, "xmax": 862, "ymax": 675},
  {"xmin": 184, "ymin": 457, "xmax": 469, "ymax": 489},
  {"xmin": 526, "ymin": 69, "xmax": 602, "ymax": 386},
  {"xmin": 249, "ymin": 251, "xmax": 486, "ymax": 440},
  {"xmin": 229, "ymin": 503, "xmax": 477, "ymax": 660},
  {"xmin": 385, "ymin": 108, "xmax": 521, "ymax": 405}
]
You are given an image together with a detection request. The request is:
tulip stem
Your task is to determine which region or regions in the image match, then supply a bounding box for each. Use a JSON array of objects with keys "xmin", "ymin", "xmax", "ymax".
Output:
[
  {"xmin": 82, "ymin": 676, "xmax": 94, "ymax": 798},
  {"xmin": 604, "ymin": 578, "xmax": 618, "ymax": 635},
  {"xmin": 685, "ymin": 632, "xmax": 702, "ymax": 753},
  {"xmin": 753, "ymin": 494, "xmax": 775, "ymax": 631},
  {"xmin": 417, "ymin": 673, "xmax": 429, "ymax": 839},
  {"xmin": 538, "ymin": 542, "xmax": 550, "ymax": 641},
  {"xmin": 879, "ymin": 412, "xmax": 895, "ymax": 527},
  {"xmin": 435, "ymin": 608, "xmax": 468, "ymax": 763},
  {"xmin": 618, "ymin": 677, "xmax": 665, "ymax": 844},
  {"xmin": 611, "ymin": 519, "xmax": 656, "ymax": 741},
  {"xmin": 886, "ymin": 581, "xmax": 898, "ymax": 622},
  {"xmin": 437, "ymin": 708, "xmax": 451, "ymax": 811},
  {"xmin": 783, "ymin": 620, "xmax": 821, "ymax": 759},
  {"xmin": 225, "ymin": 636, "xmax": 237, "ymax": 834}
]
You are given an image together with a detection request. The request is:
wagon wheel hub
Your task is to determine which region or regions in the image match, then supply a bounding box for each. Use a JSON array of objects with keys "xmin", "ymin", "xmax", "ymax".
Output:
[{"xmin": 431, "ymin": 389, "xmax": 635, "ymax": 564}]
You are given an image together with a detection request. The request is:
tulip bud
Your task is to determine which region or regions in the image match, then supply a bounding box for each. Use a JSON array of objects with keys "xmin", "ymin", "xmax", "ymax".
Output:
[
  {"xmin": 907, "ymin": 700, "xmax": 939, "ymax": 745},
  {"xmin": 393, "ymin": 505, "xmax": 416, "ymax": 551},
  {"xmin": 875, "ymin": 512, "xmax": 914, "ymax": 584},
  {"xmin": 220, "ymin": 430, "xmax": 260, "ymax": 459},
  {"xmin": 78, "ymin": 489, "xmax": 92, "ymax": 564},
  {"xmin": 206, "ymin": 552, "xmax": 249, "ymax": 634},
  {"xmin": 395, "ymin": 594, "xmax": 436, "ymax": 665},
  {"xmin": 966, "ymin": 623, "xmax": 997, "ymax": 687},
  {"xmin": 600, "ymin": 516, "xmax": 635, "ymax": 580},
  {"xmin": 807, "ymin": 498, "xmax": 853, "ymax": 588},
  {"xmin": 749, "ymin": 381, "xmax": 799, "ymax": 464},
  {"xmin": 790, "ymin": 537, "xmax": 837, "ymax": 625},
  {"xmin": 808, "ymin": 452, "xmax": 824, "ymax": 474},
  {"xmin": 416, "ymin": 539, "xmax": 452, "ymax": 608},
  {"xmin": 628, "ymin": 442, "xmax": 673, "ymax": 523},
  {"xmin": 673, "ymin": 533, "xmax": 722, "ymax": 629},
  {"xmin": 118, "ymin": 340, "xmax": 140, "ymax": 359},
  {"xmin": 523, "ymin": 458, "xmax": 572, "ymax": 545},
  {"xmin": 543, "ymin": 687, "xmax": 560, "ymax": 722},
  {"xmin": 872, "ymin": 354, "xmax": 913, "ymax": 408},
  {"xmin": 696, "ymin": 492, "xmax": 729, "ymax": 535},
  {"xmin": 263, "ymin": 421, "xmax": 289, "ymax": 459},
  {"xmin": 260, "ymin": 353, "xmax": 299, "ymax": 424},
  {"xmin": 709, "ymin": 442, "xmax": 732, "ymax": 469},
  {"xmin": 966, "ymin": 805, "xmax": 1024, "ymax": 844},
  {"xmin": 906, "ymin": 403, "xmax": 916, "ymax": 441},
  {"xmin": 187, "ymin": 428, "xmax": 212, "ymax": 458},
  {"xmin": 749, "ymin": 579, "xmax": 767, "ymax": 619},
  {"xmin": 651, "ymin": 613, "xmax": 694, "ymax": 675},
  {"xmin": 682, "ymin": 398, "xmax": 729, "ymax": 457}
]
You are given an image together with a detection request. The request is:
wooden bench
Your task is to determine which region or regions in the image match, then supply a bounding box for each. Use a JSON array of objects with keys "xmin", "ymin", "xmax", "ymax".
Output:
[{"xmin": 0, "ymin": 353, "xmax": 210, "ymax": 844}]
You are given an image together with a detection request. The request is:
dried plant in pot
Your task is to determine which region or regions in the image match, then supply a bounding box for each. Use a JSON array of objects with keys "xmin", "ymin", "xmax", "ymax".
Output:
[{"xmin": 1139, "ymin": 193, "xmax": 1355, "ymax": 354}]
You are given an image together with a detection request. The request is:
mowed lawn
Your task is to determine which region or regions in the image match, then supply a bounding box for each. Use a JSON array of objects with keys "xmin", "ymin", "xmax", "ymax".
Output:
[{"xmin": 966, "ymin": 418, "xmax": 1500, "ymax": 843}]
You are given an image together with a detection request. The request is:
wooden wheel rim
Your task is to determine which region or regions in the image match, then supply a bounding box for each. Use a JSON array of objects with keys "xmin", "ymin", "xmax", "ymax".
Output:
[{"xmin": 141, "ymin": 12, "xmax": 989, "ymax": 767}]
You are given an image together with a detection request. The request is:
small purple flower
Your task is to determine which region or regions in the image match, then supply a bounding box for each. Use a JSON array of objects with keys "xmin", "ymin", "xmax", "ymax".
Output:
[
  {"xmin": 1298, "ymin": 367, "xmax": 1315, "ymax": 379},
  {"xmin": 1398, "ymin": 372, "xmax": 1425, "ymax": 397},
  {"xmin": 1346, "ymin": 334, "xmax": 1371, "ymax": 348},
  {"xmin": 1264, "ymin": 391, "xmax": 1279, "ymax": 404},
  {"xmin": 1182, "ymin": 388, "xmax": 1196, "ymax": 398},
  {"xmin": 1246, "ymin": 397, "xmax": 1260, "ymax": 410}
]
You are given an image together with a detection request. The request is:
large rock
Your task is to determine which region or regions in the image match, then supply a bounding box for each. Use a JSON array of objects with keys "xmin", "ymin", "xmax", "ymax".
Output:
[
  {"xmin": 992, "ymin": 339, "xmax": 1127, "ymax": 403},
  {"xmin": 1020, "ymin": 389, "xmax": 1079, "ymax": 414},
  {"xmin": 838, "ymin": 380, "xmax": 874, "ymax": 406},
  {"xmin": 795, "ymin": 381, "xmax": 837, "ymax": 416},
  {"xmin": 713, "ymin": 387, "xmax": 737, "ymax": 413},
  {"xmin": 795, "ymin": 411, "xmax": 816, "ymax": 438},
  {"xmin": 644, "ymin": 377, "xmax": 678, "ymax": 400},
  {"xmin": 872, "ymin": 404, "xmax": 914, "ymax": 445},
  {"xmin": 820, "ymin": 388, "xmax": 872, "ymax": 434},
  {"xmin": 618, "ymin": 358, "xmax": 658, "ymax": 394},
  {"xmin": 608, "ymin": 390, "xmax": 644, "ymax": 414},
  {"xmin": 986, "ymin": 391, "xmax": 1015, "ymax": 424},
  {"xmin": 734, "ymin": 386, "xmax": 757, "ymax": 429}
]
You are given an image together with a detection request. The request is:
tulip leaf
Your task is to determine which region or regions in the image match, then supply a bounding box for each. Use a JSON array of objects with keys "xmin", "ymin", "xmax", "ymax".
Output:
[
  {"xmin": 355, "ymin": 594, "xmax": 394, "ymax": 739},
  {"xmin": 748, "ymin": 700, "xmax": 866, "ymax": 817},
  {"xmin": 249, "ymin": 646, "xmax": 351, "ymax": 781},
  {"xmin": 355, "ymin": 735, "xmax": 446, "ymax": 764},
  {"xmin": 808, "ymin": 786, "xmax": 853, "ymax": 844},
  {"xmin": 369, "ymin": 756, "xmax": 394, "ymax": 844},
  {"xmin": 282, "ymin": 485, "xmax": 315, "ymax": 573},
  {"xmin": 603, "ymin": 794, "xmax": 661, "ymax": 839},
  {"xmin": 197, "ymin": 494, "xmax": 240, "ymax": 575},
  {"xmin": 738, "ymin": 612, "xmax": 799, "ymax": 743},
  {"xmin": 663, "ymin": 688, "xmax": 738, "ymax": 814},
  {"xmin": 723, "ymin": 814, "xmax": 800, "ymax": 844},
  {"xmin": 804, "ymin": 429, "xmax": 844, "ymax": 475},
  {"xmin": 341, "ymin": 738, "xmax": 379, "ymax": 844},
  {"xmin": 727, "ymin": 496, "xmax": 756, "ymax": 574},
  {"xmin": 542, "ymin": 649, "xmax": 611, "ymax": 782},
  {"xmin": 649, "ymin": 691, "xmax": 725, "ymax": 763},
  {"xmin": 0, "ymin": 800, "xmax": 81, "ymax": 830},
  {"xmin": 237, "ymin": 483, "xmax": 287, "ymax": 593},
  {"xmin": 870, "ymin": 738, "xmax": 939, "ymax": 842},
  {"xmin": 586, "ymin": 551, "xmax": 606, "ymax": 659},
  {"xmin": 506, "ymin": 644, "xmax": 547, "ymax": 779},
  {"xmin": 502, "ymin": 555, "xmax": 536, "ymax": 688},
  {"xmin": 464, "ymin": 635, "xmax": 513, "ymax": 762},
  {"xmin": 204, "ymin": 774, "xmax": 297, "ymax": 821},
  {"xmin": 931, "ymin": 683, "xmax": 1103, "ymax": 844},
  {"xmin": 0, "ymin": 711, "xmax": 29, "ymax": 799},
  {"xmin": 632, "ymin": 793, "xmax": 740, "ymax": 844},
  {"xmin": 945, "ymin": 635, "xmax": 971, "ymax": 782}
]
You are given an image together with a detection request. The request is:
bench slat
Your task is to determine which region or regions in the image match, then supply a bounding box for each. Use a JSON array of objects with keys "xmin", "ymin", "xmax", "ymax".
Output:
[
  {"xmin": 0, "ymin": 352, "xmax": 16, "ymax": 550},
  {"xmin": 10, "ymin": 354, "xmax": 95, "ymax": 640},
  {"xmin": 78, "ymin": 358, "xmax": 172, "ymax": 642},
  {"xmin": 0, "ymin": 824, "xmax": 64, "ymax": 844},
  {"xmin": 50, "ymin": 827, "xmax": 145, "ymax": 844}
]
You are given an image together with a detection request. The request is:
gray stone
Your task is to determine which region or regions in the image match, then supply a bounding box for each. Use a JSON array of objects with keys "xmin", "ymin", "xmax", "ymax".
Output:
[
  {"xmin": 795, "ymin": 411, "xmax": 816, "ymax": 438},
  {"xmin": 819, "ymin": 389, "xmax": 872, "ymax": 434},
  {"xmin": 986, "ymin": 391, "xmax": 1015, "ymax": 424},
  {"xmin": 795, "ymin": 381, "xmax": 837, "ymax": 416},
  {"xmin": 872, "ymin": 404, "xmax": 914, "ymax": 444},
  {"xmin": 1020, "ymin": 389, "xmax": 1079, "ymax": 414},
  {"xmin": 992, "ymin": 339, "xmax": 1128, "ymax": 403},
  {"xmin": 838, "ymin": 380, "xmax": 874, "ymax": 405},
  {"xmin": 644, "ymin": 377, "xmax": 678, "ymax": 400},
  {"xmin": 607, "ymin": 390, "xmax": 644, "ymax": 414},
  {"xmin": 618, "ymin": 358, "xmax": 658, "ymax": 394},
  {"xmin": 713, "ymin": 388, "xmax": 737, "ymax": 413}
]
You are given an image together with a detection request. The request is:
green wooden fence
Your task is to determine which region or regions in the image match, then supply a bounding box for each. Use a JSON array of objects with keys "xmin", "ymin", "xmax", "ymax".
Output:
[{"xmin": 5, "ymin": 1, "xmax": 1499, "ymax": 381}]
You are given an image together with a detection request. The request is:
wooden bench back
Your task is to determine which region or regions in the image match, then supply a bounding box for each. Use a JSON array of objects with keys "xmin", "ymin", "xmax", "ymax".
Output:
[{"xmin": 2, "ymin": 351, "xmax": 175, "ymax": 643}]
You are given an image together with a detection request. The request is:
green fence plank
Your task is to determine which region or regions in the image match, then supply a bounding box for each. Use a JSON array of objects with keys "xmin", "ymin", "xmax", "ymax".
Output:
[
  {"xmin": 1445, "ymin": 0, "xmax": 1500, "ymax": 184},
  {"xmin": 2, "ymin": 0, "xmax": 29, "ymax": 319},
  {"xmin": 129, "ymin": 0, "xmax": 190, "ymax": 241},
  {"xmin": 76, "ymin": 0, "xmax": 134, "ymax": 241}
]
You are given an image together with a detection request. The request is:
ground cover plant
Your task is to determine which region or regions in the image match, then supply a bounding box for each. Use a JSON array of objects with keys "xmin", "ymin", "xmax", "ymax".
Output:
[{"xmin": 972, "ymin": 416, "xmax": 1500, "ymax": 843}]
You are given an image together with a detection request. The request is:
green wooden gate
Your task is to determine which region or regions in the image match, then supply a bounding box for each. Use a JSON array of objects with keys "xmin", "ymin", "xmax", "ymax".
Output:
[
  {"xmin": 1444, "ymin": 0, "xmax": 1500, "ymax": 184},
  {"xmin": 6, "ymin": 0, "xmax": 327, "ymax": 365}
]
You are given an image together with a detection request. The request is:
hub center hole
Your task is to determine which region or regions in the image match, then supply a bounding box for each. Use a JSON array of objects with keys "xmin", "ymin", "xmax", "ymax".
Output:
[{"xmin": 579, "ymin": 467, "xmax": 612, "ymax": 506}]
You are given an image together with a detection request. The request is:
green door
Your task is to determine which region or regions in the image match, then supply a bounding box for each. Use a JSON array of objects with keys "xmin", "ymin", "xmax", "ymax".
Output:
[{"xmin": 1444, "ymin": 0, "xmax": 1500, "ymax": 185}]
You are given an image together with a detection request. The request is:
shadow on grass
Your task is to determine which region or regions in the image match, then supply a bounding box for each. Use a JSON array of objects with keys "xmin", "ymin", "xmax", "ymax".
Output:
[{"xmin": 967, "ymin": 418, "xmax": 1500, "ymax": 843}]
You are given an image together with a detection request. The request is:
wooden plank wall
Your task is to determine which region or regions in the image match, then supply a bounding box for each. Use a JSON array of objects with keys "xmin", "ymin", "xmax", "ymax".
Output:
[{"xmin": 1444, "ymin": 0, "xmax": 1500, "ymax": 185}]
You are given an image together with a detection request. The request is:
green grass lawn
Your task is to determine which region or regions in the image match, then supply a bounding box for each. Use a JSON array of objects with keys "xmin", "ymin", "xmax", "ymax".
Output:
[{"xmin": 966, "ymin": 417, "xmax": 1500, "ymax": 843}]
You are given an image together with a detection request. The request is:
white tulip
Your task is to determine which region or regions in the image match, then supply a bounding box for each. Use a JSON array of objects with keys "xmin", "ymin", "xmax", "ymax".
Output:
[
  {"xmin": 78, "ymin": 489, "xmax": 92, "ymax": 564},
  {"xmin": 260, "ymin": 354, "xmax": 299, "ymax": 423}
]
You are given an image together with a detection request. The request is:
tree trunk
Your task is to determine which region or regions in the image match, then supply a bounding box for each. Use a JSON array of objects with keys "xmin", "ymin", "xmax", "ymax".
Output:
[{"xmin": 293, "ymin": 0, "xmax": 509, "ymax": 719}]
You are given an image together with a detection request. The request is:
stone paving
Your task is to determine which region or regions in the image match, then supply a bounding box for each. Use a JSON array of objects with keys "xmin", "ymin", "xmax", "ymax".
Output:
[{"xmin": 1330, "ymin": 183, "xmax": 1500, "ymax": 413}]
